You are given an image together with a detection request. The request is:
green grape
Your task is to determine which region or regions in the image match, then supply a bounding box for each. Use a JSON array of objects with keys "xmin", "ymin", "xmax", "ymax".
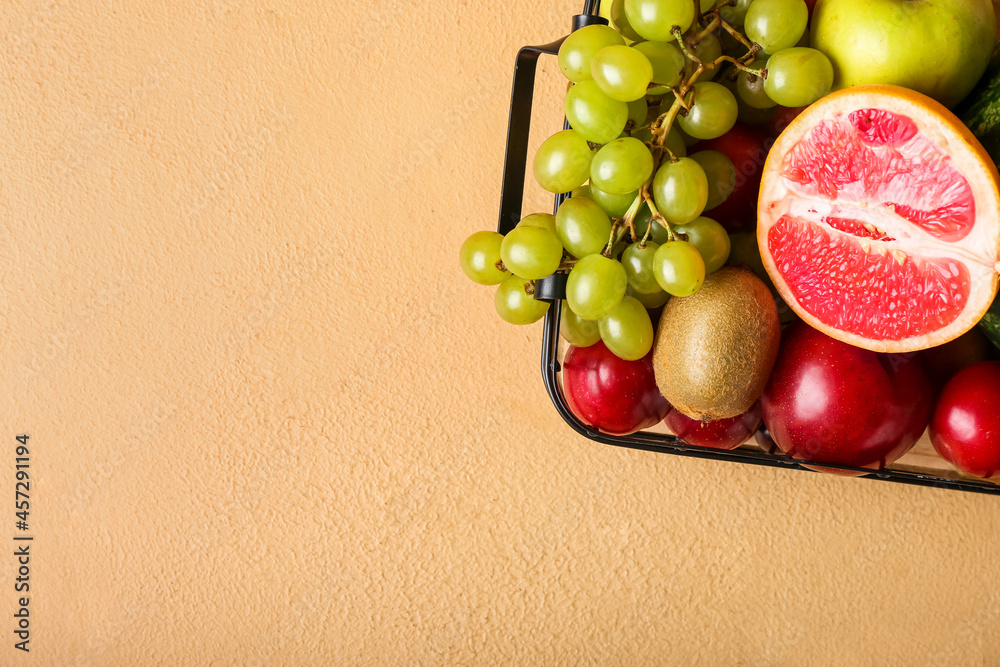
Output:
[
  {"xmin": 516, "ymin": 212, "xmax": 557, "ymax": 234},
  {"xmin": 628, "ymin": 118, "xmax": 684, "ymax": 159},
  {"xmin": 622, "ymin": 241, "xmax": 663, "ymax": 294},
  {"xmin": 627, "ymin": 98, "xmax": 648, "ymax": 126},
  {"xmin": 720, "ymin": 0, "xmax": 754, "ymax": 29},
  {"xmin": 460, "ymin": 231, "xmax": 509, "ymax": 285},
  {"xmin": 745, "ymin": 0, "xmax": 808, "ymax": 54},
  {"xmin": 687, "ymin": 33, "xmax": 722, "ymax": 81},
  {"xmin": 566, "ymin": 254, "xmax": 627, "ymax": 320},
  {"xmin": 664, "ymin": 126, "xmax": 687, "ymax": 158},
  {"xmin": 718, "ymin": 29, "xmax": 747, "ymax": 57},
  {"xmin": 500, "ymin": 225, "xmax": 563, "ymax": 280},
  {"xmin": 632, "ymin": 41, "xmax": 684, "ymax": 94},
  {"xmin": 624, "ymin": 0, "xmax": 695, "ymax": 42},
  {"xmin": 690, "ymin": 150, "xmax": 735, "ymax": 211},
  {"xmin": 674, "ymin": 216, "xmax": 730, "ymax": 273},
  {"xmin": 737, "ymin": 57, "xmax": 776, "ymax": 109},
  {"xmin": 495, "ymin": 276, "xmax": 550, "ymax": 325},
  {"xmin": 653, "ymin": 240, "xmax": 706, "ymax": 296},
  {"xmin": 556, "ymin": 197, "xmax": 612, "ymax": 258},
  {"xmin": 736, "ymin": 93, "xmax": 776, "ymax": 126},
  {"xmin": 565, "ymin": 80, "xmax": 629, "ymax": 144},
  {"xmin": 632, "ymin": 126, "xmax": 653, "ymax": 143},
  {"xmin": 561, "ymin": 302, "xmax": 602, "ymax": 347},
  {"xmin": 652, "ymin": 157, "xmax": 708, "ymax": 225},
  {"xmin": 557, "ymin": 24, "xmax": 626, "ymax": 82},
  {"xmin": 589, "ymin": 182, "xmax": 639, "ymax": 218},
  {"xmin": 600, "ymin": 0, "xmax": 614, "ymax": 21},
  {"xmin": 533, "ymin": 130, "xmax": 593, "ymax": 193},
  {"xmin": 590, "ymin": 137, "xmax": 654, "ymax": 195},
  {"xmin": 675, "ymin": 124, "xmax": 699, "ymax": 146},
  {"xmin": 677, "ymin": 82, "xmax": 738, "ymax": 140},
  {"xmin": 627, "ymin": 284, "xmax": 670, "ymax": 309},
  {"xmin": 599, "ymin": 295, "xmax": 654, "ymax": 360},
  {"xmin": 592, "ymin": 45, "xmax": 654, "ymax": 102},
  {"xmin": 720, "ymin": 70, "xmax": 774, "ymax": 126},
  {"xmin": 571, "ymin": 184, "xmax": 591, "ymax": 200},
  {"xmin": 633, "ymin": 206, "xmax": 671, "ymax": 244},
  {"xmin": 611, "ymin": 0, "xmax": 643, "ymax": 41},
  {"xmin": 700, "ymin": 0, "xmax": 717, "ymax": 10},
  {"xmin": 764, "ymin": 47, "xmax": 834, "ymax": 108}
]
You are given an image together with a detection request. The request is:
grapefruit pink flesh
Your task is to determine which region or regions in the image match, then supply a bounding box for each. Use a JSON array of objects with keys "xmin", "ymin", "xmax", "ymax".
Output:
[
  {"xmin": 768, "ymin": 216, "xmax": 971, "ymax": 341},
  {"xmin": 758, "ymin": 86, "xmax": 1000, "ymax": 352},
  {"xmin": 781, "ymin": 110, "xmax": 975, "ymax": 242}
]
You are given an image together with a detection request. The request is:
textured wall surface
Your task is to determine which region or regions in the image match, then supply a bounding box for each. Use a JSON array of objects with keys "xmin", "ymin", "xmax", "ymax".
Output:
[{"xmin": 3, "ymin": 1, "xmax": 1000, "ymax": 664}]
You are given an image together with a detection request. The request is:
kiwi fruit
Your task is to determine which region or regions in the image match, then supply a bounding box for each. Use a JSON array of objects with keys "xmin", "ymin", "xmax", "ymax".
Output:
[{"xmin": 652, "ymin": 266, "xmax": 780, "ymax": 420}]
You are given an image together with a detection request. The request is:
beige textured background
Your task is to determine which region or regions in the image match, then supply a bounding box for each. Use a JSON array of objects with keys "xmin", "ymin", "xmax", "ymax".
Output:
[{"xmin": 3, "ymin": 0, "xmax": 1000, "ymax": 664}]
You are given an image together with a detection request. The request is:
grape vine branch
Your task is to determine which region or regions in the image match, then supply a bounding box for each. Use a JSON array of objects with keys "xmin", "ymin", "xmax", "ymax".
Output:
[{"xmin": 607, "ymin": 1, "xmax": 765, "ymax": 252}]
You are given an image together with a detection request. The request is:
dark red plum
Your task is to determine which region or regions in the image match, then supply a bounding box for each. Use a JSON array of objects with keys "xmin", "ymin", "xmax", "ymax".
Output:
[
  {"xmin": 761, "ymin": 323, "xmax": 933, "ymax": 473},
  {"xmin": 563, "ymin": 341, "xmax": 669, "ymax": 436},
  {"xmin": 666, "ymin": 401, "xmax": 762, "ymax": 450},
  {"xmin": 930, "ymin": 361, "xmax": 1000, "ymax": 479}
]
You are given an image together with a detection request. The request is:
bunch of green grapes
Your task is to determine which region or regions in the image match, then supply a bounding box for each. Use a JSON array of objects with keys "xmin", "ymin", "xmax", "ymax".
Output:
[{"xmin": 461, "ymin": 0, "xmax": 832, "ymax": 362}]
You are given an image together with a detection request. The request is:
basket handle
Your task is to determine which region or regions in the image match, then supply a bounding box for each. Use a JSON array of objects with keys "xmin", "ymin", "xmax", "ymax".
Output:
[
  {"xmin": 496, "ymin": 12, "xmax": 609, "ymax": 236},
  {"xmin": 495, "ymin": 39, "xmax": 565, "ymax": 235}
]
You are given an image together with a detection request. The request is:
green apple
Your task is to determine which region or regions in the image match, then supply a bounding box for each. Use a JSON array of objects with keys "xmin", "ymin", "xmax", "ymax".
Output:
[{"xmin": 811, "ymin": 0, "xmax": 995, "ymax": 108}]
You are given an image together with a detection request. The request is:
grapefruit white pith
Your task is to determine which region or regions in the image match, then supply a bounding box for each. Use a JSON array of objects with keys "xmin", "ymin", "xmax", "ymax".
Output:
[{"xmin": 757, "ymin": 85, "xmax": 1000, "ymax": 353}]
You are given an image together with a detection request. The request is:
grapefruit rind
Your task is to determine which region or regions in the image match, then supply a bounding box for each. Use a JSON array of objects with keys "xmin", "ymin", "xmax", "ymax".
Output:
[{"xmin": 757, "ymin": 85, "xmax": 1000, "ymax": 353}]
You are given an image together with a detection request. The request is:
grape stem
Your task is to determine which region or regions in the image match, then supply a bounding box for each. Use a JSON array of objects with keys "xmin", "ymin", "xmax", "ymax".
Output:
[
  {"xmin": 672, "ymin": 26, "xmax": 703, "ymax": 67},
  {"xmin": 610, "ymin": 223, "xmax": 631, "ymax": 257},
  {"xmin": 557, "ymin": 255, "xmax": 579, "ymax": 271},
  {"xmin": 653, "ymin": 90, "xmax": 689, "ymax": 150},
  {"xmin": 603, "ymin": 218, "xmax": 621, "ymax": 257},
  {"xmin": 644, "ymin": 197, "xmax": 677, "ymax": 242},
  {"xmin": 650, "ymin": 19, "xmax": 760, "ymax": 152},
  {"xmin": 622, "ymin": 191, "xmax": 644, "ymax": 243},
  {"xmin": 719, "ymin": 16, "xmax": 761, "ymax": 62},
  {"xmin": 692, "ymin": 13, "xmax": 720, "ymax": 46},
  {"xmin": 670, "ymin": 86, "xmax": 694, "ymax": 111},
  {"xmin": 635, "ymin": 9, "xmax": 757, "ymax": 249},
  {"xmin": 719, "ymin": 55, "xmax": 766, "ymax": 78},
  {"xmin": 637, "ymin": 184, "xmax": 654, "ymax": 248}
]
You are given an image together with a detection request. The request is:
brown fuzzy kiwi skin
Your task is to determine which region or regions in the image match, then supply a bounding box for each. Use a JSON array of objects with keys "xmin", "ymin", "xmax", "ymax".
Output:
[{"xmin": 652, "ymin": 266, "xmax": 781, "ymax": 420}]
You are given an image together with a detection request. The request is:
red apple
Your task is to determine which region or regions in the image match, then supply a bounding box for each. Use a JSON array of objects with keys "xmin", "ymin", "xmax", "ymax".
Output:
[
  {"xmin": 930, "ymin": 361, "xmax": 1000, "ymax": 479},
  {"xmin": 761, "ymin": 323, "xmax": 933, "ymax": 472},
  {"xmin": 666, "ymin": 401, "xmax": 762, "ymax": 450},
  {"xmin": 562, "ymin": 340, "xmax": 669, "ymax": 436}
]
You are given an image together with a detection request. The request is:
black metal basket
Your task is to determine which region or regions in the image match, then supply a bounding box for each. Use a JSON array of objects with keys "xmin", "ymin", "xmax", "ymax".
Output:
[{"xmin": 495, "ymin": 1, "xmax": 1000, "ymax": 496}]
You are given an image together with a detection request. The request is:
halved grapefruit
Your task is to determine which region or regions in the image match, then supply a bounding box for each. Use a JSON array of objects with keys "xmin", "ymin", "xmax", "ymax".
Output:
[{"xmin": 758, "ymin": 85, "xmax": 1000, "ymax": 353}]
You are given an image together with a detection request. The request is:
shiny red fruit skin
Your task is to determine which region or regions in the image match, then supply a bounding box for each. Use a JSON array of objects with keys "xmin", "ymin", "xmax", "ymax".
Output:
[
  {"xmin": 761, "ymin": 323, "xmax": 933, "ymax": 471},
  {"xmin": 930, "ymin": 361, "xmax": 1000, "ymax": 479},
  {"xmin": 690, "ymin": 123, "xmax": 768, "ymax": 233},
  {"xmin": 666, "ymin": 401, "xmax": 762, "ymax": 450},
  {"xmin": 562, "ymin": 341, "xmax": 669, "ymax": 436},
  {"xmin": 762, "ymin": 105, "xmax": 808, "ymax": 141}
]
